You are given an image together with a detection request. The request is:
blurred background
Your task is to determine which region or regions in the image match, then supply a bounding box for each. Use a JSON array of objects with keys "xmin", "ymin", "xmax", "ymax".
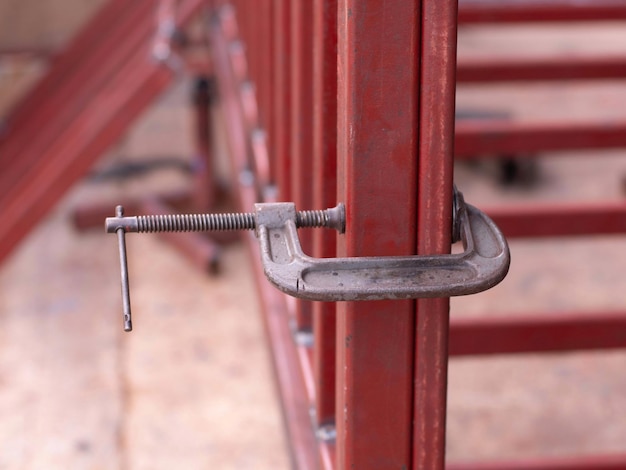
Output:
[{"xmin": 1, "ymin": 0, "xmax": 626, "ymax": 469}]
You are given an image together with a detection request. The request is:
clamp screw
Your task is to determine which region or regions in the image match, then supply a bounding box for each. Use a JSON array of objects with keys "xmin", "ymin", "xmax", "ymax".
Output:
[
  {"xmin": 107, "ymin": 203, "xmax": 345, "ymax": 332},
  {"xmin": 106, "ymin": 205, "xmax": 345, "ymax": 234}
]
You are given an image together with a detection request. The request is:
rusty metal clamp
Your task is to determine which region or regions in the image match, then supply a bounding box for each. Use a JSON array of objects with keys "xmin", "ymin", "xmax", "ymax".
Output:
[{"xmin": 255, "ymin": 192, "xmax": 509, "ymax": 301}]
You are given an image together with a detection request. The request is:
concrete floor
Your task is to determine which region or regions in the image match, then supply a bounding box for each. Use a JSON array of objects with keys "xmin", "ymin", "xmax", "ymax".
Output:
[{"xmin": 2, "ymin": 3, "xmax": 626, "ymax": 469}]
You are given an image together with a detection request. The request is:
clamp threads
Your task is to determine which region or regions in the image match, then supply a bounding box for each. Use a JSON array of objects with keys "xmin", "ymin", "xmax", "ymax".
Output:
[{"xmin": 136, "ymin": 212, "xmax": 256, "ymax": 232}]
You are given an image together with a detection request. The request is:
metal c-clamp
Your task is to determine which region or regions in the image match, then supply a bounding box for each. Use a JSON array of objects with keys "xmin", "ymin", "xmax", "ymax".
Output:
[
  {"xmin": 106, "ymin": 189, "xmax": 510, "ymax": 330},
  {"xmin": 255, "ymin": 190, "xmax": 509, "ymax": 301}
]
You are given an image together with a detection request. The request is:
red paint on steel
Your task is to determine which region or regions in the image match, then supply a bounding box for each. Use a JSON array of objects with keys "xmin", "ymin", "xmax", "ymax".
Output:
[
  {"xmin": 272, "ymin": 0, "xmax": 292, "ymax": 201},
  {"xmin": 486, "ymin": 202, "xmax": 626, "ymax": 238},
  {"xmin": 312, "ymin": 0, "xmax": 338, "ymax": 429},
  {"xmin": 457, "ymin": 55, "xmax": 626, "ymax": 83},
  {"xmin": 0, "ymin": 0, "xmax": 128, "ymax": 144},
  {"xmin": 256, "ymin": 1, "xmax": 273, "ymax": 165},
  {"xmin": 0, "ymin": 0, "xmax": 153, "ymax": 176},
  {"xmin": 447, "ymin": 453, "xmax": 626, "ymax": 470},
  {"xmin": 336, "ymin": 0, "xmax": 419, "ymax": 467},
  {"xmin": 290, "ymin": 0, "xmax": 316, "ymax": 332},
  {"xmin": 0, "ymin": 53, "xmax": 173, "ymax": 263},
  {"xmin": 458, "ymin": 0, "xmax": 626, "ymax": 24},
  {"xmin": 414, "ymin": 0, "xmax": 458, "ymax": 468},
  {"xmin": 211, "ymin": 10, "xmax": 319, "ymax": 465},
  {"xmin": 0, "ymin": 0, "xmax": 206, "ymax": 264},
  {"xmin": 455, "ymin": 120, "xmax": 626, "ymax": 158},
  {"xmin": 449, "ymin": 312, "xmax": 626, "ymax": 356}
]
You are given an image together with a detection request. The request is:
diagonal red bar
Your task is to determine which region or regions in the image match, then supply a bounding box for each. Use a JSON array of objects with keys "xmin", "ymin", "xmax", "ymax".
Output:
[{"xmin": 458, "ymin": 0, "xmax": 626, "ymax": 24}]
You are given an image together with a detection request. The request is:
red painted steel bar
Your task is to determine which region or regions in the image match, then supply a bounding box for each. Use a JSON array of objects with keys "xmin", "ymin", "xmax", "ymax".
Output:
[
  {"xmin": 449, "ymin": 311, "xmax": 626, "ymax": 356},
  {"xmin": 336, "ymin": 0, "xmax": 419, "ymax": 467},
  {"xmin": 455, "ymin": 120, "xmax": 626, "ymax": 158},
  {"xmin": 0, "ymin": 0, "xmax": 152, "ymax": 173},
  {"xmin": 458, "ymin": 0, "xmax": 626, "ymax": 24},
  {"xmin": 290, "ymin": 0, "xmax": 315, "ymax": 333},
  {"xmin": 312, "ymin": 0, "xmax": 338, "ymax": 431},
  {"xmin": 447, "ymin": 453, "xmax": 626, "ymax": 470},
  {"xmin": 272, "ymin": 0, "xmax": 292, "ymax": 201},
  {"xmin": 256, "ymin": 1, "xmax": 273, "ymax": 163},
  {"xmin": 414, "ymin": 0, "xmax": 458, "ymax": 468},
  {"xmin": 486, "ymin": 202, "xmax": 626, "ymax": 239},
  {"xmin": 457, "ymin": 55, "xmax": 626, "ymax": 83},
  {"xmin": 0, "ymin": 51, "xmax": 172, "ymax": 263},
  {"xmin": 0, "ymin": 0, "xmax": 128, "ymax": 143}
]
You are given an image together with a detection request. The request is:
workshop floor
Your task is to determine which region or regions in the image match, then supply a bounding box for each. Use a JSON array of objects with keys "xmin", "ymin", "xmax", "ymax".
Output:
[{"xmin": 1, "ymin": 2, "xmax": 626, "ymax": 469}]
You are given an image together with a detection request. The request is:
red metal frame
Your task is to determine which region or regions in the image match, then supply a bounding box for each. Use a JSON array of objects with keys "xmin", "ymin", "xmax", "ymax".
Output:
[
  {"xmin": 0, "ymin": 0, "xmax": 207, "ymax": 264},
  {"xmin": 457, "ymin": 56, "xmax": 626, "ymax": 83},
  {"xmin": 455, "ymin": 120, "xmax": 626, "ymax": 158},
  {"xmin": 458, "ymin": 1, "xmax": 626, "ymax": 24},
  {"xmin": 450, "ymin": 311, "xmax": 626, "ymax": 356},
  {"xmin": 311, "ymin": 0, "xmax": 338, "ymax": 431},
  {"xmin": 211, "ymin": 1, "xmax": 626, "ymax": 469},
  {"xmin": 290, "ymin": 0, "xmax": 315, "ymax": 333},
  {"xmin": 335, "ymin": 0, "xmax": 427, "ymax": 467}
]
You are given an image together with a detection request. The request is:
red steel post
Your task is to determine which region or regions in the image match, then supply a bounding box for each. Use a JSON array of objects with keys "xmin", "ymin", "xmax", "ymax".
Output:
[
  {"xmin": 458, "ymin": 0, "xmax": 626, "ymax": 24},
  {"xmin": 336, "ymin": 0, "xmax": 420, "ymax": 467},
  {"xmin": 290, "ymin": 0, "xmax": 315, "ymax": 332},
  {"xmin": 414, "ymin": 0, "xmax": 458, "ymax": 468},
  {"xmin": 312, "ymin": 0, "xmax": 338, "ymax": 430}
]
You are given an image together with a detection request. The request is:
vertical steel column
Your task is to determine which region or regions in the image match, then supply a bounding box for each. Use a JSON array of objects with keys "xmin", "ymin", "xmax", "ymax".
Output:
[
  {"xmin": 312, "ymin": 0, "xmax": 338, "ymax": 430},
  {"xmin": 336, "ymin": 0, "xmax": 420, "ymax": 467},
  {"xmin": 413, "ymin": 0, "xmax": 458, "ymax": 468},
  {"xmin": 290, "ymin": 0, "xmax": 315, "ymax": 332},
  {"xmin": 256, "ymin": 1, "xmax": 273, "ymax": 167},
  {"xmin": 272, "ymin": 0, "xmax": 292, "ymax": 201}
]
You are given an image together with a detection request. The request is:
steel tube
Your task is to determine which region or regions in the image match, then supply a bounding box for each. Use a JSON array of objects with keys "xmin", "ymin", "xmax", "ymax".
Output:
[
  {"xmin": 457, "ymin": 56, "xmax": 626, "ymax": 83},
  {"xmin": 312, "ymin": 0, "xmax": 339, "ymax": 430},
  {"xmin": 458, "ymin": 0, "xmax": 626, "ymax": 24},
  {"xmin": 449, "ymin": 311, "xmax": 626, "ymax": 356},
  {"xmin": 414, "ymin": 0, "xmax": 458, "ymax": 468},
  {"xmin": 336, "ymin": 0, "xmax": 420, "ymax": 467}
]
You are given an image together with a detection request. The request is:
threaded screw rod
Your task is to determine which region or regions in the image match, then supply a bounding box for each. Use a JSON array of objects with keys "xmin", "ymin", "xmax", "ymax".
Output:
[
  {"xmin": 106, "ymin": 203, "xmax": 345, "ymax": 332},
  {"xmin": 105, "ymin": 206, "xmax": 345, "ymax": 234}
]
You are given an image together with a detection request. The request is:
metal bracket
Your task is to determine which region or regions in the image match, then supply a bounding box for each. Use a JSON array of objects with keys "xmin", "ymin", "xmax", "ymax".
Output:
[{"xmin": 255, "ymin": 194, "xmax": 509, "ymax": 301}]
